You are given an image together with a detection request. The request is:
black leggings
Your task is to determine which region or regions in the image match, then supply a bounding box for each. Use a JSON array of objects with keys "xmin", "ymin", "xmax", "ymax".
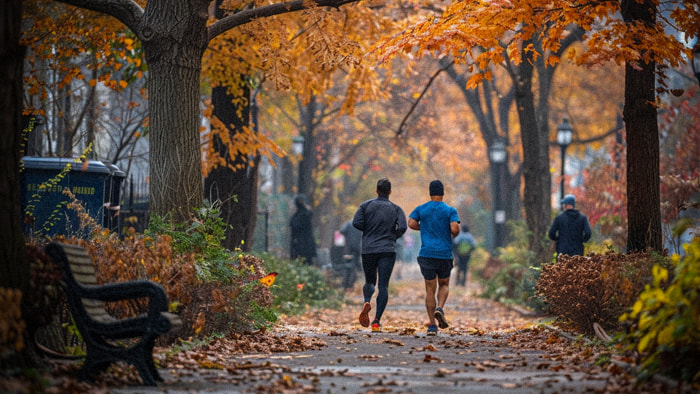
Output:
[{"xmin": 361, "ymin": 252, "xmax": 396, "ymax": 323}]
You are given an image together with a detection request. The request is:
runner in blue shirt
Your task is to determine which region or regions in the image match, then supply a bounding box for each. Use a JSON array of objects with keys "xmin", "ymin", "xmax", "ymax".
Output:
[{"xmin": 408, "ymin": 180, "xmax": 460, "ymax": 336}]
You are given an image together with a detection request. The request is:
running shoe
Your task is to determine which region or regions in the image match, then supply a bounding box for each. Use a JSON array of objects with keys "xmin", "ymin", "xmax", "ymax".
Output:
[
  {"xmin": 434, "ymin": 306, "xmax": 449, "ymax": 329},
  {"xmin": 371, "ymin": 320, "xmax": 382, "ymax": 332},
  {"xmin": 427, "ymin": 324, "xmax": 438, "ymax": 336},
  {"xmin": 359, "ymin": 302, "xmax": 371, "ymax": 327}
]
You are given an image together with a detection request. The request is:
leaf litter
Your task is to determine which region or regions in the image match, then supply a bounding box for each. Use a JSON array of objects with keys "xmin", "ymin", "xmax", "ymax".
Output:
[{"xmin": 4, "ymin": 274, "xmax": 698, "ymax": 393}]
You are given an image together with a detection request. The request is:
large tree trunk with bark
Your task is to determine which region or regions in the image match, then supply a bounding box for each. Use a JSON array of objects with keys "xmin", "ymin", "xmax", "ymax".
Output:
[
  {"xmin": 0, "ymin": 0, "xmax": 30, "ymax": 366},
  {"xmin": 141, "ymin": 1, "xmax": 209, "ymax": 222},
  {"xmin": 516, "ymin": 45, "xmax": 552, "ymax": 264},
  {"xmin": 205, "ymin": 86, "xmax": 259, "ymax": 251},
  {"xmin": 1, "ymin": 0, "xmax": 29, "ymax": 290},
  {"xmin": 621, "ymin": 0, "xmax": 663, "ymax": 253}
]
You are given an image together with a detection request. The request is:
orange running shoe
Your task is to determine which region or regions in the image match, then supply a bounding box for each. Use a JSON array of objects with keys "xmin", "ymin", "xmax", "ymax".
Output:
[{"xmin": 359, "ymin": 302, "xmax": 371, "ymax": 327}]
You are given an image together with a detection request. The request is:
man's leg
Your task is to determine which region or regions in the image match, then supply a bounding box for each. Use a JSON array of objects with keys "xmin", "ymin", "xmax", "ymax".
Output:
[
  {"xmin": 424, "ymin": 278, "xmax": 438, "ymax": 326},
  {"xmin": 359, "ymin": 254, "xmax": 377, "ymax": 327},
  {"xmin": 456, "ymin": 262, "xmax": 465, "ymax": 286},
  {"xmin": 437, "ymin": 276, "xmax": 450, "ymax": 309},
  {"xmin": 362, "ymin": 255, "xmax": 378, "ymax": 302},
  {"xmin": 373, "ymin": 254, "xmax": 396, "ymax": 323}
]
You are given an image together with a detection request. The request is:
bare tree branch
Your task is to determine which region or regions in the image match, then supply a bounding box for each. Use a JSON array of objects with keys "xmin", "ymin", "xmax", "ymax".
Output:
[{"xmin": 396, "ymin": 59, "xmax": 453, "ymax": 136}]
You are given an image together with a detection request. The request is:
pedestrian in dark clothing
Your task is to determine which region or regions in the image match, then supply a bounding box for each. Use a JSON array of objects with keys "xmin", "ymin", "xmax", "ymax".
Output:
[
  {"xmin": 548, "ymin": 194, "xmax": 592, "ymax": 257},
  {"xmin": 339, "ymin": 219, "xmax": 362, "ymax": 292},
  {"xmin": 353, "ymin": 178, "xmax": 407, "ymax": 332},
  {"xmin": 408, "ymin": 180, "xmax": 460, "ymax": 336},
  {"xmin": 290, "ymin": 194, "xmax": 317, "ymax": 265},
  {"xmin": 452, "ymin": 224, "xmax": 476, "ymax": 287}
]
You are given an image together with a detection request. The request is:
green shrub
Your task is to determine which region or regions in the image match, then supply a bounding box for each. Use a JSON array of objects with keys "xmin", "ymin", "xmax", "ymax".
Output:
[
  {"xmin": 477, "ymin": 220, "xmax": 543, "ymax": 311},
  {"xmin": 536, "ymin": 251, "xmax": 665, "ymax": 336},
  {"xmin": 259, "ymin": 252, "xmax": 343, "ymax": 315},
  {"xmin": 618, "ymin": 238, "xmax": 700, "ymax": 383}
]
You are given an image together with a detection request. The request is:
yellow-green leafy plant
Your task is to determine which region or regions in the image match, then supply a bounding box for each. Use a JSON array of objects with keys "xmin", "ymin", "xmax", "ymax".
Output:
[{"xmin": 619, "ymin": 237, "xmax": 700, "ymax": 384}]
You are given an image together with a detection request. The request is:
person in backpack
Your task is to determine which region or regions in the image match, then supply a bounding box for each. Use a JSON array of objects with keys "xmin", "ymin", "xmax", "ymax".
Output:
[
  {"xmin": 452, "ymin": 224, "xmax": 476, "ymax": 287},
  {"xmin": 548, "ymin": 194, "xmax": 592, "ymax": 257}
]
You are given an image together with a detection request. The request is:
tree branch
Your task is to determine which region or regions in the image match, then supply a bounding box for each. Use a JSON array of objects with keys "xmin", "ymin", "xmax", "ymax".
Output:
[
  {"xmin": 55, "ymin": 0, "xmax": 144, "ymax": 40},
  {"xmin": 208, "ymin": 0, "xmax": 360, "ymax": 42},
  {"xmin": 396, "ymin": 59, "xmax": 453, "ymax": 136}
]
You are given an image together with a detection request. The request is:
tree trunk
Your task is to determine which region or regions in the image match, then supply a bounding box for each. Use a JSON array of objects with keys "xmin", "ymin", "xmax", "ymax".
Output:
[
  {"xmin": 621, "ymin": 0, "xmax": 662, "ymax": 252},
  {"xmin": 0, "ymin": 0, "xmax": 30, "ymax": 366},
  {"xmin": 298, "ymin": 97, "xmax": 318, "ymax": 199},
  {"xmin": 1, "ymin": 0, "xmax": 29, "ymax": 289},
  {"xmin": 204, "ymin": 86, "xmax": 259, "ymax": 251},
  {"xmin": 515, "ymin": 45, "xmax": 551, "ymax": 264},
  {"xmin": 142, "ymin": 1, "xmax": 210, "ymax": 222}
]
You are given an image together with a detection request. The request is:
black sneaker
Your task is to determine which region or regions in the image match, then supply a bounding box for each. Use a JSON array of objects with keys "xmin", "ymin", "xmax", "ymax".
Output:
[
  {"xmin": 434, "ymin": 307, "xmax": 449, "ymax": 329},
  {"xmin": 427, "ymin": 324, "xmax": 438, "ymax": 336}
]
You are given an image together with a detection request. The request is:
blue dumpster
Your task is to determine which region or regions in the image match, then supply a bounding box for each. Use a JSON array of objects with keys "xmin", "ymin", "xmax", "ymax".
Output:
[
  {"xmin": 104, "ymin": 164, "xmax": 126, "ymax": 231},
  {"xmin": 20, "ymin": 156, "xmax": 111, "ymax": 237}
]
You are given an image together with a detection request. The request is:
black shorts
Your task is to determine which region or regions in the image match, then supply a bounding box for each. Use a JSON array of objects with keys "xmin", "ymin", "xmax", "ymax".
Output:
[{"xmin": 417, "ymin": 256, "xmax": 453, "ymax": 280}]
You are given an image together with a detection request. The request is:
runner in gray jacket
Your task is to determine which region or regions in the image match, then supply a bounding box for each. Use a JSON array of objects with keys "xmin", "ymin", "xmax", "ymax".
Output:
[{"xmin": 352, "ymin": 178, "xmax": 407, "ymax": 331}]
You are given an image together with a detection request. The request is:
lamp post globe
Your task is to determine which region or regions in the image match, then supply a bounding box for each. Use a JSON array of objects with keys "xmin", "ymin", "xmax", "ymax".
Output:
[
  {"xmin": 292, "ymin": 136, "xmax": 305, "ymax": 156},
  {"xmin": 489, "ymin": 140, "xmax": 507, "ymax": 164},
  {"xmin": 556, "ymin": 118, "xmax": 573, "ymax": 203}
]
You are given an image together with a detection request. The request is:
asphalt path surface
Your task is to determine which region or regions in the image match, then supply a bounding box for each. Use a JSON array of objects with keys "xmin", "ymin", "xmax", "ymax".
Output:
[{"xmin": 112, "ymin": 263, "xmax": 689, "ymax": 393}]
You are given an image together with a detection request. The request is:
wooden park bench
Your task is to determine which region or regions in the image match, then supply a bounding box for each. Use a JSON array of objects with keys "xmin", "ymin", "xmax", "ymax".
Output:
[{"xmin": 45, "ymin": 242, "xmax": 182, "ymax": 386}]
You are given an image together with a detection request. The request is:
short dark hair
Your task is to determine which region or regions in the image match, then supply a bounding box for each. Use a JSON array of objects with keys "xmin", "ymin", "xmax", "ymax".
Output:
[{"xmin": 376, "ymin": 178, "xmax": 391, "ymax": 197}]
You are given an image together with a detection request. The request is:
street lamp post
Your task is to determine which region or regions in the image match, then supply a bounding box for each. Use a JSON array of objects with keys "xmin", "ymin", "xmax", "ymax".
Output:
[
  {"xmin": 692, "ymin": 44, "xmax": 700, "ymax": 84},
  {"xmin": 292, "ymin": 136, "xmax": 305, "ymax": 195},
  {"xmin": 556, "ymin": 118, "xmax": 574, "ymax": 203},
  {"xmin": 489, "ymin": 140, "xmax": 507, "ymax": 250}
]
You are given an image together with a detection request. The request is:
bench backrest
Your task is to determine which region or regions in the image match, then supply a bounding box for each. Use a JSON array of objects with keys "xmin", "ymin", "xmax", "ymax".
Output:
[{"xmin": 46, "ymin": 242, "xmax": 114, "ymax": 324}]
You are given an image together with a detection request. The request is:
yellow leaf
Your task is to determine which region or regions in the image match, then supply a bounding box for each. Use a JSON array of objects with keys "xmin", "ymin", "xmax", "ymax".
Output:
[
  {"xmin": 657, "ymin": 324, "xmax": 674, "ymax": 345},
  {"xmin": 631, "ymin": 300, "xmax": 643, "ymax": 316},
  {"xmin": 119, "ymin": 80, "xmax": 128, "ymax": 89},
  {"xmin": 638, "ymin": 332, "xmax": 654, "ymax": 353}
]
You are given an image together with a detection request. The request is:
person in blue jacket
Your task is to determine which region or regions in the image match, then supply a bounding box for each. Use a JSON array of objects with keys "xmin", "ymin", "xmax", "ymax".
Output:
[
  {"xmin": 548, "ymin": 194, "xmax": 592, "ymax": 257},
  {"xmin": 353, "ymin": 178, "xmax": 407, "ymax": 332}
]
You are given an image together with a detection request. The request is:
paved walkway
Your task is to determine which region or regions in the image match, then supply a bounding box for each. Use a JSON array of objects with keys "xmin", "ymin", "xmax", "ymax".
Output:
[{"xmin": 112, "ymin": 263, "xmax": 687, "ymax": 393}]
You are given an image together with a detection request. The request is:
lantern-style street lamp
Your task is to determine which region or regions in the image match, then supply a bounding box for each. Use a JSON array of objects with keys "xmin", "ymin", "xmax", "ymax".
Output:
[
  {"xmin": 556, "ymin": 118, "xmax": 574, "ymax": 203},
  {"xmin": 489, "ymin": 140, "xmax": 507, "ymax": 250}
]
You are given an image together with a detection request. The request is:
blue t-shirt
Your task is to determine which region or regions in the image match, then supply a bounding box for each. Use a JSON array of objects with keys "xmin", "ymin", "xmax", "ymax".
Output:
[{"xmin": 409, "ymin": 200, "xmax": 460, "ymax": 259}]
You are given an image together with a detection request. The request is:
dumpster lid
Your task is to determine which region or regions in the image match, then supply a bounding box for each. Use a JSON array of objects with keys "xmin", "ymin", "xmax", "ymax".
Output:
[
  {"xmin": 108, "ymin": 164, "xmax": 126, "ymax": 177},
  {"xmin": 21, "ymin": 156, "xmax": 111, "ymax": 174}
]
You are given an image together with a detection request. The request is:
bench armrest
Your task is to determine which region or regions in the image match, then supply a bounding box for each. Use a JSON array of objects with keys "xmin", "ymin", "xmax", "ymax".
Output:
[{"xmin": 76, "ymin": 280, "xmax": 169, "ymax": 319}]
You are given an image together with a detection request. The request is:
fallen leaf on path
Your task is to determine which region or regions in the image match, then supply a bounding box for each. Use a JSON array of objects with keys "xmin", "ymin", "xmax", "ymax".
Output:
[
  {"xmin": 423, "ymin": 354, "xmax": 442, "ymax": 362},
  {"xmin": 415, "ymin": 344, "xmax": 437, "ymax": 352}
]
